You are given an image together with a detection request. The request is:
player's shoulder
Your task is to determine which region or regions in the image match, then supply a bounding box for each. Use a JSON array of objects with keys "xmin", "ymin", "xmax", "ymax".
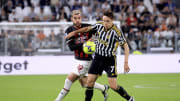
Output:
[
  {"xmin": 96, "ymin": 21, "xmax": 103, "ymax": 25},
  {"xmin": 112, "ymin": 24, "xmax": 122, "ymax": 36},
  {"xmin": 65, "ymin": 25, "xmax": 74, "ymax": 33},
  {"xmin": 112, "ymin": 24, "xmax": 119, "ymax": 31},
  {"xmin": 81, "ymin": 23, "xmax": 91, "ymax": 27}
]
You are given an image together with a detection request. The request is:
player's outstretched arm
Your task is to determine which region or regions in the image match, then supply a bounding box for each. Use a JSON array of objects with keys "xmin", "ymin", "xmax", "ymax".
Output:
[
  {"xmin": 123, "ymin": 43, "xmax": 130, "ymax": 74},
  {"xmin": 65, "ymin": 26, "xmax": 92, "ymax": 39}
]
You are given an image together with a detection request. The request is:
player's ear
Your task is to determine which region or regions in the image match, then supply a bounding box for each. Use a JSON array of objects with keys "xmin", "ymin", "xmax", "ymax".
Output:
[{"xmin": 71, "ymin": 16, "xmax": 73, "ymax": 21}]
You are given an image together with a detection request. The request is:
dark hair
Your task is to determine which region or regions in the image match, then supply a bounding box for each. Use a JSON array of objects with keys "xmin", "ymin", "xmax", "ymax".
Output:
[{"xmin": 103, "ymin": 11, "xmax": 114, "ymax": 19}]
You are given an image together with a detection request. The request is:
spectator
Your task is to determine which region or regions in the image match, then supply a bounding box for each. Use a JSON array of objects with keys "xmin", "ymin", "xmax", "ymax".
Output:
[
  {"xmin": 3, "ymin": 0, "xmax": 13, "ymax": 14},
  {"xmin": 58, "ymin": 7, "xmax": 68, "ymax": 21},
  {"xmin": 71, "ymin": 0, "xmax": 82, "ymax": 10},
  {"xmin": 37, "ymin": 30, "xmax": 46, "ymax": 41},
  {"xmin": 161, "ymin": 6, "xmax": 171, "ymax": 18},
  {"xmin": 152, "ymin": 4, "xmax": 160, "ymax": 16},
  {"xmin": 37, "ymin": 30, "xmax": 46, "ymax": 48},
  {"xmin": 28, "ymin": 6, "xmax": 38, "ymax": 21},
  {"xmin": 111, "ymin": 0, "xmax": 120, "ymax": 19},
  {"xmin": 21, "ymin": 33, "xmax": 34, "ymax": 56},
  {"xmin": 13, "ymin": 0, "xmax": 32, "ymax": 9},
  {"xmin": 164, "ymin": 0, "xmax": 176, "ymax": 12},
  {"xmin": 8, "ymin": 31, "xmax": 23, "ymax": 56},
  {"xmin": 175, "ymin": 27, "xmax": 180, "ymax": 50},
  {"xmin": 82, "ymin": 2, "xmax": 89, "ymax": 16},
  {"xmin": 37, "ymin": 7, "xmax": 44, "ymax": 21},
  {"xmin": 63, "ymin": 5, "xmax": 71, "ymax": 20},
  {"xmin": 15, "ymin": 5, "xmax": 24, "ymax": 22},
  {"xmin": 43, "ymin": 6, "xmax": 52, "ymax": 21},
  {"xmin": 22, "ymin": 6, "xmax": 31, "ymax": 22},
  {"xmin": 102, "ymin": 1, "xmax": 110, "ymax": 12},
  {"xmin": 51, "ymin": 14, "xmax": 58, "ymax": 21},
  {"xmin": 155, "ymin": 13, "xmax": 164, "ymax": 25},
  {"xmin": 84, "ymin": 6, "xmax": 96, "ymax": 21},
  {"xmin": 11, "ymin": 0, "xmax": 23, "ymax": 8},
  {"xmin": 140, "ymin": 7, "xmax": 151, "ymax": 21},
  {"xmin": 0, "ymin": 6, "xmax": 1, "ymax": 15},
  {"xmin": 31, "ymin": 0, "xmax": 40, "ymax": 7},
  {"xmin": 40, "ymin": 0, "xmax": 50, "ymax": 7},
  {"xmin": 141, "ymin": 31, "xmax": 148, "ymax": 51},
  {"xmin": 91, "ymin": 0, "xmax": 101, "ymax": 12},
  {"xmin": 137, "ymin": 1, "xmax": 145, "ymax": 13},
  {"xmin": 152, "ymin": 28, "xmax": 161, "ymax": 47},
  {"xmin": 127, "ymin": 28, "xmax": 138, "ymax": 51},
  {"xmin": 51, "ymin": 1, "xmax": 61, "ymax": 17},
  {"xmin": 94, "ymin": 8, "xmax": 103, "ymax": 21},
  {"xmin": 126, "ymin": 13, "xmax": 137, "ymax": 27},
  {"xmin": 48, "ymin": 30, "xmax": 59, "ymax": 48},
  {"xmin": 111, "ymin": 0, "xmax": 120, "ymax": 13},
  {"xmin": 8, "ymin": 9, "xmax": 18, "ymax": 22},
  {"xmin": 121, "ymin": 0, "xmax": 130, "ymax": 13},
  {"xmin": 0, "ymin": 9, "xmax": 8, "ymax": 22},
  {"xmin": 0, "ymin": 30, "xmax": 7, "ymax": 52},
  {"xmin": 27, "ymin": 30, "xmax": 36, "ymax": 43},
  {"xmin": 166, "ymin": 13, "xmax": 177, "ymax": 28}
]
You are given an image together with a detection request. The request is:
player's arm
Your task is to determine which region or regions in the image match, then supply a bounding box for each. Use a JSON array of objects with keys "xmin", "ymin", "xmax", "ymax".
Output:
[
  {"xmin": 65, "ymin": 26, "xmax": 92, "ymax": 39},
  {"xmin": 114, "ymin": 25, "xmax": 130, "ymax": 73},
  {"xmin": 67, "ymin": 38, "xmax": 83, "ymax": 51},
  {"xmin": 65, "ymin": 28, "xmax": 83, "ymax": 51},
  {"xmin": 123, "ymin": 43, "xmax": 130, "ymax": 73}
]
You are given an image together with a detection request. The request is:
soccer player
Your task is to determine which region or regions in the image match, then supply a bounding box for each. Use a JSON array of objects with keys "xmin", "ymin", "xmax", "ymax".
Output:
[
  {"xmin": 65, "ymin": 11, "xmax": 135, "ymax": 101},
  {"xmin": 54, "ymin": 10, "xmax": 109, "ymax": 101}
]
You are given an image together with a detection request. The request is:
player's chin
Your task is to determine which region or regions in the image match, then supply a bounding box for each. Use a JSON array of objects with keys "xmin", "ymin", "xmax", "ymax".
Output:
[{"xmin": 75, "ymin": 23, "xmax": 81, "ymax": 27}]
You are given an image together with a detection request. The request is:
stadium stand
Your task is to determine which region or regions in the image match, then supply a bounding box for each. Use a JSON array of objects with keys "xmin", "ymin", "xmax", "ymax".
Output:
[{"xmin": 0, "ymin": 0, "xmax": 180, "ymax": 56}]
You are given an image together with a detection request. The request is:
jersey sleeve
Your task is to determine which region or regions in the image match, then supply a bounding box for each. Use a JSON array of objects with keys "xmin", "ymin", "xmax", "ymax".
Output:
[
  {"xmin": 91, "ymin": 24, "xmax": 98, "ymax": 32},
  {"xmin": 113, "ymin": 26, "xmax": 127, "ymax": 46},
  {"xmin": 91, "ymin": 21, "xmax": 103, "ymax": 32},
  {"xmin": 82, "ymin": 23, "xmax": 95, "ymax": 37}
]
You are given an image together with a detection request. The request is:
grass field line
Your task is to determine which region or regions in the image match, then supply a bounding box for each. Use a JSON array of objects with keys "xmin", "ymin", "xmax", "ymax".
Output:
[{"xmin": 133, "ymin": 82, "xmax": 180, "ymax": 89}]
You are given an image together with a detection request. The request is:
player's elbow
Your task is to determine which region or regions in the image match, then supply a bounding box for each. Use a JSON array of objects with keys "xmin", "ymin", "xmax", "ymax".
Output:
[
  {"xmin": 84, "ymin": 26, "xmax": 92, "ymax": 32},
  {"xmin": 123, "ymin": 43, "xmax": 129, "ymax": 51}
]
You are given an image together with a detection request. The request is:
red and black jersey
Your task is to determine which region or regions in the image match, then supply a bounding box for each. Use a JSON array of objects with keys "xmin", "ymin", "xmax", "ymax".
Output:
[{"xmin": 65, "ymin": 23, "xmax": 94, "ymax": 60}]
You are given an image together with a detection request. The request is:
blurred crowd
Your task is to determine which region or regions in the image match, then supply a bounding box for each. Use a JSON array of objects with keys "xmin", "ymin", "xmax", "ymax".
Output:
[
  {"xmin": 0, "ymin": 0, "xmax": 180, "ymax": 55},
  {"xmin": 0, "ymin": 29, "xmax": 64, "ymax": 56}
]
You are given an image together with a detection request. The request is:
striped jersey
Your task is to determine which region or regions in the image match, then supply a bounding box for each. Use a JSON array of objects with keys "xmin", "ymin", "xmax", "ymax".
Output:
[{"xmin": 91, "ymin": 22, "xmax": 127, "ymax": 57}]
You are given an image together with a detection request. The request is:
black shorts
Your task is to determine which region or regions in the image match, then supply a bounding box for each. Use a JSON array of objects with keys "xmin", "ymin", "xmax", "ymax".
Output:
[{"xmin": 88, "ymin": 54, "xmax": 117, "ymax": 77}]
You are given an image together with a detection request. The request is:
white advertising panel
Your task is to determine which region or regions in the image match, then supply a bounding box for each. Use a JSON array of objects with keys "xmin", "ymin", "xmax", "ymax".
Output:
[{"xmin": 0, "ymin": 54, "xmax": 180, "ymax": 75}]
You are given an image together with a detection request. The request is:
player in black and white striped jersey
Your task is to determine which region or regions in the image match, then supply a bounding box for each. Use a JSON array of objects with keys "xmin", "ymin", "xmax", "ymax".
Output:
[
  {"xmin": 92, "ymin": 21, "xmax": 126, "ymax": 57},
  {"xmin": 65, "ymin": 11, "xmax": 134, "ymax": 101}
]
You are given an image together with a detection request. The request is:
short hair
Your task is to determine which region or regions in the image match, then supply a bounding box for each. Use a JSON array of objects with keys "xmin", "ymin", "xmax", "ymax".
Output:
[
  {"xmin": 103, "ymin": 11, "xmax": 114, "ymax": 19},
  {"xmin": 71, "ymin": 10, "xmax": 81, "ymax": 16}
]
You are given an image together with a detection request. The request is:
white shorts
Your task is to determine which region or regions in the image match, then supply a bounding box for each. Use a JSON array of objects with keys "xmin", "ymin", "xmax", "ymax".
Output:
[{"xmin": 72, "ymin": 59, "xmax": 92, "ymax": 77}]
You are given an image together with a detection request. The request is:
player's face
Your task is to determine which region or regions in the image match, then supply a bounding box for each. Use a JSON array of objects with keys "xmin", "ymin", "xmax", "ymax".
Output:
[
  {"xmin": 102, "ymin": 16, "xmax": 113, "ymax": 30},
  {"xmin": 71, "ymin": 14, "xmax": 82, "ymax": 27}
]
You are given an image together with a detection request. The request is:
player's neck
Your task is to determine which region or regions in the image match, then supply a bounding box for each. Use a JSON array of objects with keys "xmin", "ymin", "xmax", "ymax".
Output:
[
  {"xmin": 74, "ymin": 24, "xmax": 82, "ymax": 29},
  {"xmin": 104, "ymin": 24, "xmax": 114, "ymax": 31}
]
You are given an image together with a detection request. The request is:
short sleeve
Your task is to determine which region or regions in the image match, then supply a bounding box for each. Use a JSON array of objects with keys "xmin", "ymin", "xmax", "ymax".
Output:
[
  {"xmin": 91, "ymin": 24, "xmax": 98, "ymax": 31},
  {"xmin": 65, "ymin": 27, "xmax": 74, "ymax": 44},
  {"xmin": 113, "ymin": 26, "xmax": 127, "ymax": 46}
]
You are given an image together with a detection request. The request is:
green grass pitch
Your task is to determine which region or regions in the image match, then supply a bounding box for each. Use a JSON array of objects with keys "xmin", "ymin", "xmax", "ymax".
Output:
[{"xmin": 0, "ymin": 73, "xmax": 180, "ymax": 101}]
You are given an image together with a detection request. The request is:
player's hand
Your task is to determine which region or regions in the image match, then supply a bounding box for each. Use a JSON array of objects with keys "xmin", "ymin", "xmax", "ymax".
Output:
[
  {"xmin": 88, "ymin": 38, "xmax": 94, "ymax": 42},
  {"xmin": 65, "ymin": 31, "xmax": 75, "ymax": 39},
  {"xmin": 124, "ymin": 62, "xmax": 130, "ymax": 74}
]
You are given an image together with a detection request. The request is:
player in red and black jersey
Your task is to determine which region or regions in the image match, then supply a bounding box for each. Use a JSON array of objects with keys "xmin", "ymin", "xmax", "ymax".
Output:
[
  {"xmin": 54, "ymin": 10, "xmax": 109, "ymax": 101},
  {"xmin": 65, "ymin": 23, "xmax": 94, "ymax": 60}
]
